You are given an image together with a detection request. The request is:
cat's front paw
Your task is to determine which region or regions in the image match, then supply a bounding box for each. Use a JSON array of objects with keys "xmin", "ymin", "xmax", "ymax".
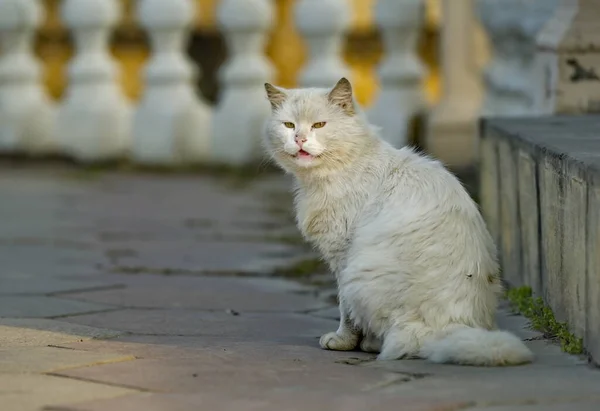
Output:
[{"xmin": 319, "ymin": 331, "xmax": 359, "ymax": 351}]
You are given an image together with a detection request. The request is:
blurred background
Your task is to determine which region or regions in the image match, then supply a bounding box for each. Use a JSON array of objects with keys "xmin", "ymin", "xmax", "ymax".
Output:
[
  {"xmin": 3, "ymin": 0, "xmax": 595, "ymax": 174},
  {"xmin": 25, "ymin": 0, "xmax": 491, "ymax": 170},
  {"xmin": 37, "ymin": 0, "xmax": 483, "ymax": 107}
]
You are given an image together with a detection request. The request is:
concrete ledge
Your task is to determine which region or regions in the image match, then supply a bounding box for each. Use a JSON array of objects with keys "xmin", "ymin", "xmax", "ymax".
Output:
[{"xmin": 479, "ymin": 115, "xmax": 600, "ymax": 364}]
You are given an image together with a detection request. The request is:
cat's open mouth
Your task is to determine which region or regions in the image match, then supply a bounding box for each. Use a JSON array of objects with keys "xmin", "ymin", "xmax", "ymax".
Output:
[{"xmin": 294, "ymin": 149, "xmax": 316, "ymax": 160}]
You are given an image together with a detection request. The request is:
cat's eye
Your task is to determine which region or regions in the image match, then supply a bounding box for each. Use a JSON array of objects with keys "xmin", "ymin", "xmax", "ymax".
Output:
[
  {"xmin": 283, "ymin": 122, "xmax": 295, "ymax": 129},
  {"xmin": 312, "ymin": 122, "xmax": 326, "ymax": 129}
]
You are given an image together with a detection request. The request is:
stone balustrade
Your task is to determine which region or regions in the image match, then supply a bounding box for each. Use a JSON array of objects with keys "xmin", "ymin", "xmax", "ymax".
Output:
[{"xmin": 0, "ymin": 0, "xmax": 590, "ymax": 166}]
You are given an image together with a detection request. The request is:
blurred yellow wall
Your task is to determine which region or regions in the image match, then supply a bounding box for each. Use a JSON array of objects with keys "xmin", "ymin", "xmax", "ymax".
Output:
[{"xmin": 37, "ymin": 0, "xmax": 440, "ymax": 107}]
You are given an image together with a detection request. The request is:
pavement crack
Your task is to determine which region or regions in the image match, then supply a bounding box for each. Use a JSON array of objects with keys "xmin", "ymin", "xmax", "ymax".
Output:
[
  {"xmin": 360, "ymin": 371, "xmax": 430, "ymax": 391},
  {"xmin": 45, "ymin": 355, "xmax": 137, "ymax": 374},
  {"xmin": 109, "ymin": 265, "xmax": 268, "ymax": 278},
  {"xmin": 335, "ymin": 356, "xmax": 376, "ymax": 366},
  {"xmin": 44, "ymin": 372, "xmax": 154, "ymax": 393},
  {"xmin": 47, "ymin": 307, "xmax": 125, "ymax": 319},
  {"xmin": 48, "ymin": 283, "xmax": 127, "ymax": 297},
  {"xmin": 523, "ymin": 335, "xmax": 546, "ymax": 341},
  {"xmin": 391, "ymin": 371, "xmax": 431, "ymax": 380},
  {"xmin": 46, "ymin": 344, "xmax": 79, "ymax": 350}
]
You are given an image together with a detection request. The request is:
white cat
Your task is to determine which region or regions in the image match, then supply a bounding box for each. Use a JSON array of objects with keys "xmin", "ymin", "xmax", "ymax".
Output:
[{"xmin": 263, "ymin": 78, "xmax": 533, "ymax": 366}]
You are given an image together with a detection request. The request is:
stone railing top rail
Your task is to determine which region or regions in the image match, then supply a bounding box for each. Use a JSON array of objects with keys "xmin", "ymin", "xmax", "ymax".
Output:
[{"xmin": 483, "ymin": 115, "xmax": 600, "ymax": 175}]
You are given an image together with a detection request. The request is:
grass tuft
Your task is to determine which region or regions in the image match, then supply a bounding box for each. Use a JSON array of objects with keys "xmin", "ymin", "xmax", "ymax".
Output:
[{"xmin": 506, "ymin": 286, "xmax": 584, "ymax": 354}]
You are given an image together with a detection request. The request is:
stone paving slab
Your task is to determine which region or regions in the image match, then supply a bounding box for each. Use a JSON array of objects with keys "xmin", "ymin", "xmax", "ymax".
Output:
[
  {"xmin": 0, "ymin": 374, "xmax": 136, "ymax": 411},
  {"xmin": 0, "ymin": 346, "xmax": 134, "ymax": 373},
  {"xmin": 0, "ymin": 170, "xmax": 298, "ymax": 281},
  {"xmin": 48, "ymin": 322, "xmax": 600, "ymax": 407},
  {"xmin": 0, "ymin": 245, "xmax": 104, "ymax": 278},
  {"xmin": 102, "ymin": 240, "xmax": 301, "ymax": 274},
  {"xmin": 1, "ymin": 236, "xmax": 302, "ymax": 279},
  {"xmin": 64, "ymin": 335, "xmax": 373, "ymax": 361},
  {"xmin": 1, "ymin": 167, "xmax": 600, "ymax": 411},
  {"xmin": 494, "ymin": 305, "xmax": 540, "ymax": 340},
  {"xmin": 0, "ymin": 296, "xmax": 115, "ymax": 318},
  {"xmin": 11, "ymin": 174, "xmax": 284, "ymax": 237},
  {"xmin": 368, "ymin": 364, "xmax": 600, "ymax": 405},
  {"xmin": 0, "ymin": 221, "xmax": 96, "ymax": 242},
  {"xmin": 48, "ymin": 392, "xmax": 471, "ymax": 411},
  {"xmin": 59, "ymin": 274, "xmax": 327, "ymax": 312},
  {"xmin": 0, "ymin": 276, "xmax": 121, "ymax": 295},
  {"xmin": 464, "ymin": 403, "xmax": 600, "ymax": 411},
  {"xmin": 48, "ymin": 335, "xmax": 357, "ymax": 361},
  {"xmin": 0, "ymin": 318, "xmax": 122, "ymax": 348},
  {"xmin": 53, "ymin": 356, "xmax": 396, "ymax": 396},
  {"xmin": 63, "ymin": 308, "xmax": 336, "ymax": 339},
  {"xmin": 306, "ymin": 306, "xmax": 341, "ymax": 321}
]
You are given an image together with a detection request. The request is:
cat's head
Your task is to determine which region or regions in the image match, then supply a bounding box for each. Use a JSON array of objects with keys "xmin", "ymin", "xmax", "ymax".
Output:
[{"xmin": 263, "ymin": 78, "xmax": 373, "ymax": 175}]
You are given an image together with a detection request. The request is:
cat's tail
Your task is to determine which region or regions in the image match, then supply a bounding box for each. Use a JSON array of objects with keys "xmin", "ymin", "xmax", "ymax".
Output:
[{"xmin": 420, "ymin": 327, "xmax": 534, "ymax": 366}]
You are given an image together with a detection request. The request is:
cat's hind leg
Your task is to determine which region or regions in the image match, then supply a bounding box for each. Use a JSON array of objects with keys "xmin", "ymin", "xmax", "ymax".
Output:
[
  {"xmin": 360, "ymin": 333, "xmax": 382, "ymax": 353},
  {"xmin": 378, "ymin": 322, "xmax": 433, "ymax": 360},
  {"xmin": 319, "ymin": 300, "xmax": 360, "ymax": 351}
]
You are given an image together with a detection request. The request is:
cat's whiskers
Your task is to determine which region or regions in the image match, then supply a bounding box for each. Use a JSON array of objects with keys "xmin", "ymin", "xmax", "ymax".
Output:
[
  {"xmin": 314, "ymin": 149, "xmax": 346, "ymax": 168},
  {"xmin": 257, "ymin": 155, "xmax": 276, "ymax": 171}
]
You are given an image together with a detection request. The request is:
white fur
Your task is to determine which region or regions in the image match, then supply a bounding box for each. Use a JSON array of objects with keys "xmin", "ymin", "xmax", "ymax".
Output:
[
  {"xmin": 263, "ymin": 79, "xmax": 534, "ymax": 367},
  {"xmin": 421, "ymin": 327, "xmax": 534, "ymax": 366}
]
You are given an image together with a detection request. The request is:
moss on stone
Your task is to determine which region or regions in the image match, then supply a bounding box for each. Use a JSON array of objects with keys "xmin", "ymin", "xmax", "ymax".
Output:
[
  {"xmin": 276, "ymin": 258, "xmax": 327, "ymax": 278},
  {"xmin": 506, "ymin": 286, "xmax": 584, "ymax": 355}
]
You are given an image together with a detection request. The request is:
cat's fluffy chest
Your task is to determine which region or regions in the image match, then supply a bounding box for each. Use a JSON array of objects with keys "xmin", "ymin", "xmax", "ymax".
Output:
[
  {"xmin": 294, "ymin": 178, "xmax": 374, "ymax": 273},
  {"xmin": 296, "ymin": 191, "xmax": 349, "ymax": 241}
]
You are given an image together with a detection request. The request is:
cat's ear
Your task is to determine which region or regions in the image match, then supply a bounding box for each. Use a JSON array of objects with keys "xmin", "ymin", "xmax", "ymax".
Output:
[
  {"xmin": 264, "ymin": 83, "xmax": 287, "ymax": 110},
  {"xmin": 328, "ymin": 77, "xmax": 355, "ymax": 116}
]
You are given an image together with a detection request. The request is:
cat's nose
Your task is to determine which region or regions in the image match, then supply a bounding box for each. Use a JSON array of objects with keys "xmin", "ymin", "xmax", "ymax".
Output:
[{"xmin": 294, "ymin": 134, "xmax": 307, "ymax": 146}]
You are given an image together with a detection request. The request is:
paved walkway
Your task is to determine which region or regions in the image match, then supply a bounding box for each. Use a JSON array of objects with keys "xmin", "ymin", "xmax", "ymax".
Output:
[{"xmin": 1, "ymin": 165, "xmax": 599, "ymax": 411}]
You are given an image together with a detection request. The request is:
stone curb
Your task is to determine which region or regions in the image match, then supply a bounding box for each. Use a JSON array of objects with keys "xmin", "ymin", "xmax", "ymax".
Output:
[{"xmin": 479, "ymin": 115, "xmax": 600, "ymax": 365}]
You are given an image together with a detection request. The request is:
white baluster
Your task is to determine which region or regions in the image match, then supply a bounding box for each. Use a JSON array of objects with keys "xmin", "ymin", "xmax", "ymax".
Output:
[
  {"xmin": 369, "ymin": 0, "xmax": 426, "ymax": 147},
  {"xmin": 0, "ymin": 0, "xmax": 56, "ymax": 155},
  {"xmin": 294, "ymin": 0, "xmax": 351, "ymax": 88},
  {"xmin": 477, "ymin": 0, "xmax": 556, "ymax": 117},
  {"xmin": 211, "ymin": 0, "xmax": 273, "ymax": 165},
  {"xmin": 57, "ymin": 0, "xmax": 131, "ymax": 163},
  {"xmin": 524, "ymin": 0, "xmax": 559, "ymax": 115},
  {"xmin": 426, "ymin": 0, "xmax": 482, "ymax": 168},
  {"xmin": 132, "ymin": 0, "xmax": 211, "ymax": 166}
]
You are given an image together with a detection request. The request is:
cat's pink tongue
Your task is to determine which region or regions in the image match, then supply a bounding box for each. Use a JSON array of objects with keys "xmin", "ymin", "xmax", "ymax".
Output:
[{"xmin": 297, "ymin": 150, "xmax": 312, "ymax": 158}]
